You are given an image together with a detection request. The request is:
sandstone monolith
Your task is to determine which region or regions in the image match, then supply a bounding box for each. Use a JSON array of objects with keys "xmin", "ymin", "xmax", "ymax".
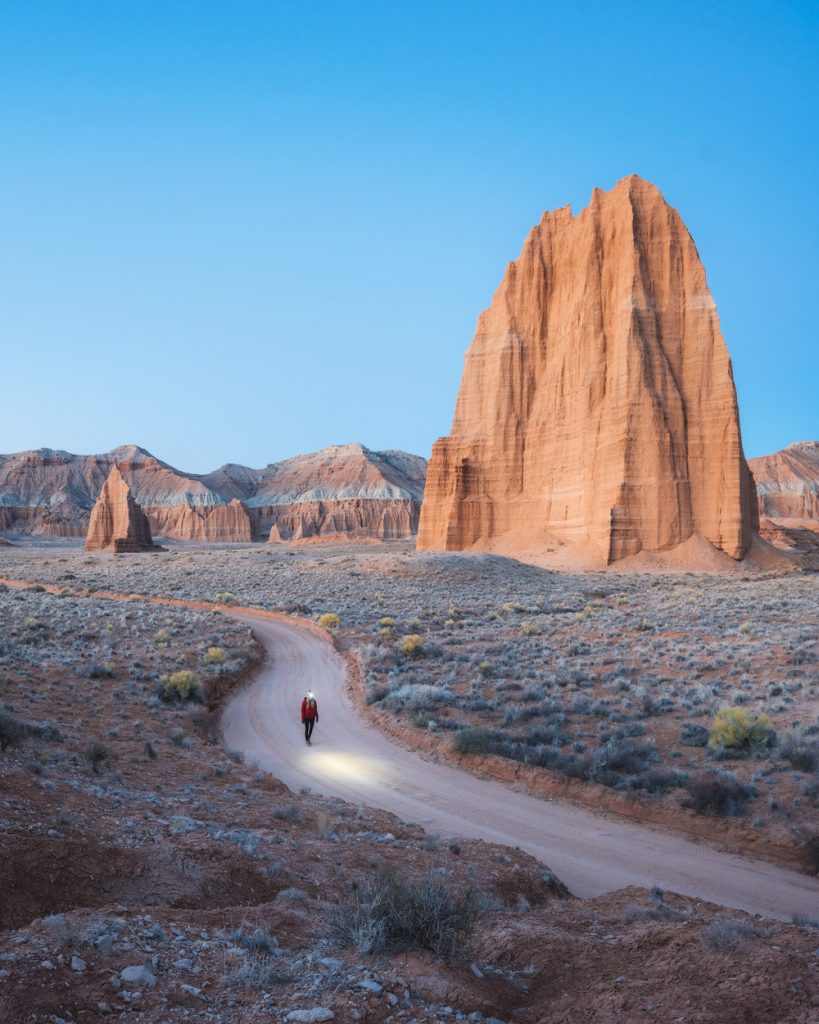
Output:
[
  {"xmin": 418, "ymin": 175, "xmax": 758, "ymax": 566},
  {"xmin": 85, "ymin": 465, "xmax": 160, "ymax": 552}
]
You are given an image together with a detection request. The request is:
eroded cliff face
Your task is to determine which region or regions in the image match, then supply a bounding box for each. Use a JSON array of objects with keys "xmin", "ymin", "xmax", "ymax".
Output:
[
  {"xmin": 750, "ymin": 442, "xmax": 819, "ymax": 522},
  {"xmin": 263, "ymin": 498, "xmax": 420, "ymax": 543},
  {"xmin": 1, "ymin": 444, "xmax": 426, "ymax": 543},
  {"xmin": 418, "ymin": 175, "xmax": 758, "ymax": 566},
  {"xmin": 85, "ymin": 466, "xmax": 159, "ymax": 553}
]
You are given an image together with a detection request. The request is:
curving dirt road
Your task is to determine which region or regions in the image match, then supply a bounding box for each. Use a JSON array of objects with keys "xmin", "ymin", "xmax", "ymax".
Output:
[{"xmin": 222, "ymin": 612, "xmax": 819, "ymax": 922}]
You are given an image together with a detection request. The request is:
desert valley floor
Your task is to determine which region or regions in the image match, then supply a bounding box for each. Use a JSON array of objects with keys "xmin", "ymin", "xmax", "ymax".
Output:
[{"xmin": 1, "ymin": 539, "xmax": 818, "ymax": 1023}]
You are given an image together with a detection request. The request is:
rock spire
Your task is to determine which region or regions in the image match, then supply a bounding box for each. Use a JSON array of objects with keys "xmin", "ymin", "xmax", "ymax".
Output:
[{"xmin": 418, "ymin": 175, "xmax": 758, "ymax": 565}]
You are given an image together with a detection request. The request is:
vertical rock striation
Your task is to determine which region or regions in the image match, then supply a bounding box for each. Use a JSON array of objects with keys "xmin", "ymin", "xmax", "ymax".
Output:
[
  {"xmin": 85, "ymin": 465, "xmax": 160, "ymax": 552},
  {"xmin": 749, "ymin": 442, "xmax": 819, "ymax": 522},
  {"xmin": 418, "ymin": 175, "xmax": 758, "ymax": 566}
]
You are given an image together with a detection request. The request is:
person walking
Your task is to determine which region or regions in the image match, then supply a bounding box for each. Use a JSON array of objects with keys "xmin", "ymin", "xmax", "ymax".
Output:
[{"xmin": 301, "ymin": 691, "xmax": 319, "ymax": 744}]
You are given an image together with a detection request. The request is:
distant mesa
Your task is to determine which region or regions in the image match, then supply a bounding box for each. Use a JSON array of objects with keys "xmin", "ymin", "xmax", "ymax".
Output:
[
  {"xmin": 418, "ymin": 174, "xmax": 760, "ymax": 569},
  {"xmin": 85, "ymin": 465, "xmax": 162, "ymax": 553},
  {"xmin": 0, "ymin": 442, "xmax": 427, "ymax": 545}
]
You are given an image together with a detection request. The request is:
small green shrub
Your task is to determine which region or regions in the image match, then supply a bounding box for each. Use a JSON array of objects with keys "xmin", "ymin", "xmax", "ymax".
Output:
[
  {"xmin": 160, "ymin": 670, "xmax": 202, "ymax": 703},
  {"xmin": 154, "ymin": 628, "xmax": 170, "ymax": 645},
  {"xmin": 203, "ymin": 646, "xmax": 226, "ymax": 664},
  {"xmin": 708, "ymin": 707, "xmax": 774, "ymax": 754},
  {"xmin": 400, "ymin": 634, "xmax": 424, "ymax": 656},
  {"xmin": 319, "ymin": 613, "xmax": 341, "ymax": 630},
  {"xmin": 215, "ymin": 591, "xmax": 239, "ymax": 606}
]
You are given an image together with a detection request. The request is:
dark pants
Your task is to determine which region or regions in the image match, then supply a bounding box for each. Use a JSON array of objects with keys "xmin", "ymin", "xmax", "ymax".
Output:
[{"xmin": 304, "ymin": 718, "xmax": 315, "ymax": 742}]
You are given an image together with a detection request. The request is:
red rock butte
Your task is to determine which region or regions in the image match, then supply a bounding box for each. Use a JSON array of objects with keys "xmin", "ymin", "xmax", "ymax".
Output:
[
  {"xmin": 85, "ymin": 465, "xmax": 160, "ymax": 553},
  {"xmin": 418, "ymin": 174, "xmax": 759, "ymax": 567}
]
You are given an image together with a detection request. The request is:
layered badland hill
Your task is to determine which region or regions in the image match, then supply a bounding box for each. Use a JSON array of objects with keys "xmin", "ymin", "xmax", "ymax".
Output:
[
  {"xmin": 418, "ymin": 175, "xmax": 760, "ymax": 569},
  {"xmin": 0, "ymin": 443, "xmax": 426, "ymax": 544},
  {"xmin": 750, "ymin": 442, "xmax": 819, "ymax": 521},
  {"xmin": 750, "ymin": 441, "xmax": 819, "ymax": 567}
]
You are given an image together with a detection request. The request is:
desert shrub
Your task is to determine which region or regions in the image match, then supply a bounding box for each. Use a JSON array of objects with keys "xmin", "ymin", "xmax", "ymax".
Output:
[
  {"xmin": 159, "ymin": 670, "xmax": 202, "ymax": 703},
  {"xmin": 0, "ymin": 712, "xmax": 62, "ymax": 751},
  {"xmin": 801, "ymin": 834, "xmax": 819, "ymax": 875},
  {"xmin": 778, "ymin": 731, "xmax": 819, "ymax": 773},
  {"xmin": 203, "ymin": 646, "xmax": 226, "ymax": 664},
  {"xmin": 230, "ymin": 926, "xmax": 277, "ymax": 954},
  {"xmin": 89, "ymin": 661, "xmax": 115, "ymax": 679},
  {"xmin": 640, "ymin": 767, "xmax": 690, "ymax": 794},
  {"xmin": 379, "ymin": 616, "xmax": 396, "ymax": 629},
  {"xmin": 226, "ymin": 950, "xmax": 286, "ymax": 989},
  {"xmin": 624, "ymin": 887, "xmax": 691, "ymax": 923},
  {"xmin": 585, "ymin": 739, "xmax": 659, "ymax": 786},
  {"xmin": 792, "ymin": 913, "xmax": 819, "ymax": 929},
  {"xmin": 330, "ymin": 867, "xmax": 480, "ymax": 960},
  {"xmin": 384, "ymin": 683, "xmax": 453, "ymax": 711},
  {"xmin": 452, "ymin": 727, "xmax": 505, "ymax": 755},
  {"xmin": 215, "ymin": 591, "xmax": 239, "ymax": 605},
  {"xmin": 683, "ymin": 769, "xmax": 756, "ymax": 817},
  {"xmin": 319, "ymin": 613, "xmax": 341, "ymax": 630},
  {"xmin": 84, "ymin": 739, "xmax": 109, "ymax": 773},
  {"xmin": 277, "ymin": 887, "xmax": 308, "ymax": 904},
  {"xmin": 0, "ymin": 712, "xmax": 25, "ymax": 751},
  {"xmin": 679, "ymin": 723, "xmax": 709, "ymax": 747},
  {"xmin": 702, "ymin": 917, "xmax": 772, "ymax": 952},
  {"xmin": 802, "ymin": 780, "xmax": 819, "ymax": 809},
  {"xmin": 271, "ymin": 805, "xmax": 302, "ymax": 822},
  {"xmin": 154, "ymin": 628, "xmax": 170, "ymax": 645},
  {"xmin": 400, "ymin": 634, "xmax": 424, "ymax": 656},
  {"xmin": 708, "ymin": 707, "xmax": 774, "ymax": 754}
]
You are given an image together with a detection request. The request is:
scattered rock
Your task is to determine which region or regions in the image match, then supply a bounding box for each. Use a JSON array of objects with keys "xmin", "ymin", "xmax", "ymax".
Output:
[
  {"xmin": 120, "ymin": 964, "xmax": 157, "ymax": 988},
  {"xmin": 284, "ymin": 1009, "xmax": 335, "ymax": 1023}
]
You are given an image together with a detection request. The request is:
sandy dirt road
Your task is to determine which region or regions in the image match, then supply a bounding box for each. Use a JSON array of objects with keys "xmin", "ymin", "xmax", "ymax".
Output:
[{"xmin": 222, "ymin": 612, "xmax": 819, "ymax": 922}]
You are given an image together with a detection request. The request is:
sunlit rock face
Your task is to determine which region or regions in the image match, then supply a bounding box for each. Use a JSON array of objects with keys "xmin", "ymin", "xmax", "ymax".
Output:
[
  {"xmin": 750, "ymin": 442, "xmax": 819, "ymax": 522},
  {"xmin": 418, "ymin": 175, "xmax": 758, "ymax": 565},
  {"xmin": 85, "ymin": 465, "xmax": 159, "ymax": 552}
]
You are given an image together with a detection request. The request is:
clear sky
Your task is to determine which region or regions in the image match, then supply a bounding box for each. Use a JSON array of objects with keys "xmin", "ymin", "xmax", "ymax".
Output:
[{"xmin": 1, "ymin": 1, "xmax": 816, "ymax": 471}]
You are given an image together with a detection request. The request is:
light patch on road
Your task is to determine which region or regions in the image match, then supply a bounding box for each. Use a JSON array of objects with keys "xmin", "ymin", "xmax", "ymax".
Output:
[{"xmin": 304, "ymin": 749, "xmax": 388, "ymax": 788}]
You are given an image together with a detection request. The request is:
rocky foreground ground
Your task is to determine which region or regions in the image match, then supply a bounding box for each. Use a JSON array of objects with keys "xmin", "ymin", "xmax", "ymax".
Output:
[{"xmin": 1, "ymin": 542, "xmax": 818, "ymax": 1022}]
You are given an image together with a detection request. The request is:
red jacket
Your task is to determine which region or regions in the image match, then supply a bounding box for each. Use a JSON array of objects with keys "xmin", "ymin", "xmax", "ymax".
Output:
[{"xmin": 301, "ymin": 697, "xmax": 318, "ymax": 722}]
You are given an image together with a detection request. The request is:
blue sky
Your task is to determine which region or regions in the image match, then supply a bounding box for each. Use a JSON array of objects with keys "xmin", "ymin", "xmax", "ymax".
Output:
[{"xmin": 1, "ymin": 1, "xmax": 816, "ymax": 471}]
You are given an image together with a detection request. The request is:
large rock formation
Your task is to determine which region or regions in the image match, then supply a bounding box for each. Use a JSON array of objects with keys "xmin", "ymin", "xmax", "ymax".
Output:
[
  {"xmin": 0, "ymin": 443, "xmax": 426, "ymax": 544},
  {"xmin": 418, "ymin": 175, "xmax": 758, "ymax": 566},
  {"xmin": 749, "ymin": 442, "xmax": 819, "ymax": 521},
  {"xmin": 85, "ymin": 465, "xmax": 160, "ymax": 552}
]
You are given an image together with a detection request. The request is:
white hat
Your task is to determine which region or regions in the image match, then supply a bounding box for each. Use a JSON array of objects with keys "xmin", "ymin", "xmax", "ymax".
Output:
[{"xmin": 306, "ymin": 691, "xmax": 315, "ymax": 699}]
